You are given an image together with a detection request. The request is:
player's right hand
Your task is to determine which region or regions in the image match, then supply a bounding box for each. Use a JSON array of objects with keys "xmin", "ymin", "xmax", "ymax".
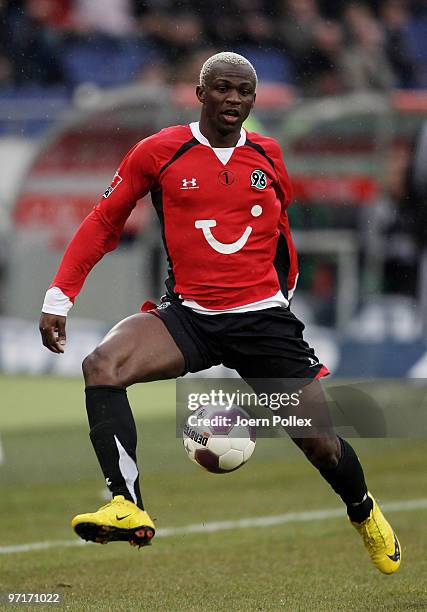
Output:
[{"xmin": 39, "ymin": 312, "xmax": 67, "ymax": 354}]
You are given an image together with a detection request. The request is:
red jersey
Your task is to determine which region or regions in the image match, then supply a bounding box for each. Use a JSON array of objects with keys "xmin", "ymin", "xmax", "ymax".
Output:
[{"xmin": 49, "ymin": 122, "xmax": 298, "ymax": 312}]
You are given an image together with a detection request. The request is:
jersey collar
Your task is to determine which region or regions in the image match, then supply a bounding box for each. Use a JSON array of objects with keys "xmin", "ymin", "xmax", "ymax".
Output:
[{"xmin": 190, "ymin": 121, "xmax": 246, "ymax": 148}]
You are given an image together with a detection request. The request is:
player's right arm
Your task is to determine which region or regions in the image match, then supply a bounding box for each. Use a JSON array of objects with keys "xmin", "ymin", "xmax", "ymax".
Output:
[{"xmin": 39, "ymin": 140, "xmax": 157, "ymax": 353}]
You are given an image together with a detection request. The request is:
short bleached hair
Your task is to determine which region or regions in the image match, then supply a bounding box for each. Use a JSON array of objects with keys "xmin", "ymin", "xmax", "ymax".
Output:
[{"xmin": 199, "ymin": 52, "xmax": 258, "ymax": 87}]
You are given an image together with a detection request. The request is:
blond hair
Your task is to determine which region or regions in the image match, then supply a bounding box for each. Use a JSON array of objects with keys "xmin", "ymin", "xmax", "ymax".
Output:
[{"xmin": 199, "ymin": 52, "xmax": 258, "ymax": 87}]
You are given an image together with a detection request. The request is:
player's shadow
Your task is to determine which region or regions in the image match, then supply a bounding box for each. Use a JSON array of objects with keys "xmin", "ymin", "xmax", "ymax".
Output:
[{"xmin": 326, "ymin": 385, "xmax": 387, "ymax": 438}]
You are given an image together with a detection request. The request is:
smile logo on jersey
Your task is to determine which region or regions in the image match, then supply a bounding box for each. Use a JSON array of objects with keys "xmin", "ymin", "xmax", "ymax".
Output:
[
  {"xmin": 195, "ymin": 205, "xmax": 263, "ymax": 254},
  {"xmin": 103, "ymin": 172, "xmax": 122, "ymax": 198},
  {"xmin": 250, "ymin": 169, "xmax": 267, "ymax": 190}
]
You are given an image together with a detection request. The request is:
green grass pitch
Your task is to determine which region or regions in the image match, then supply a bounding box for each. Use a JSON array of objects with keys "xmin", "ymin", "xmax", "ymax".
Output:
[{"xmin": 1, "ymin": 375, "xmax": 427, "ymax": 611}]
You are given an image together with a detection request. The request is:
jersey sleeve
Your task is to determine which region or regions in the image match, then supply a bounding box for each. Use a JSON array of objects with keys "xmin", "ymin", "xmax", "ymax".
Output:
[
  {"xmin": 267, "ymin": 139, "xmax": 299, "ymax": 296},
  {"xmin": 45, "ymin": 139, "xmax": 158, "ymax": 310},
  {"xmin": 268, "ymin": 139, "xmax": 293, "ymax": 211},
  {"xmin": 278, "ymin": 211, "xmax": 298, "ymax": 297}
]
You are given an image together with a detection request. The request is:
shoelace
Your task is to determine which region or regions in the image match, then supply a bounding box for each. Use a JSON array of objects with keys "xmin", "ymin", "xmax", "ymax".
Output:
[{"xmin": 98, "ymin": 498, "xmax": 126, "ymax": 512}]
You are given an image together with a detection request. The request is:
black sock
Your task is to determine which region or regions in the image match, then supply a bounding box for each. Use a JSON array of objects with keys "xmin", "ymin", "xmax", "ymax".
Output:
[
  {"xmin": 319, "ymin": 437, "xmax": 373, "ymax": 522},
  {"xmin": 85, "ymin": 385, "xmax": 143, "ymax": 509}
]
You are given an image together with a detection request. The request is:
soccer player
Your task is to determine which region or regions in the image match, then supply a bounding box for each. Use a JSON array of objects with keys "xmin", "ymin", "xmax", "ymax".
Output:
[{"xmin": 39, "ymin": 52, "xmax": 401, "ymax": 573}]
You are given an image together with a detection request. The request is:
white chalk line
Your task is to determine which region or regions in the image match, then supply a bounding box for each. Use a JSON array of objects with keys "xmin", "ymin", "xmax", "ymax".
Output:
[{"xmin": 2, "ymin": 497, "xmax": 427, "ymax": 555}]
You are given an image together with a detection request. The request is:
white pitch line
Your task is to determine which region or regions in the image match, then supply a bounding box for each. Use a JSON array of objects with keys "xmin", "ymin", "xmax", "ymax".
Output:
[{"xmin": 2, "ymin": 497, "xmax": 427, "ymax": 555}]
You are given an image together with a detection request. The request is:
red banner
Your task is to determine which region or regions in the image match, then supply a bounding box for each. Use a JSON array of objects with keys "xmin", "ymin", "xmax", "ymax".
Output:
[{"xmin": 291, "ymin": 175, "xmax": 378, "ymax": 205}]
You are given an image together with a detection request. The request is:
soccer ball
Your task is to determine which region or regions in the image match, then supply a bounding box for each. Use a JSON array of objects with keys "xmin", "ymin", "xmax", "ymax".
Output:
[{"xmin": 182, "ymin": 404, "xmax": 256, "ymax": 473}]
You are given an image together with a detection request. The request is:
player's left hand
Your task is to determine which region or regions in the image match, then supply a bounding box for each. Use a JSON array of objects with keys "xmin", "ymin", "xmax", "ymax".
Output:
[{"xmin": 39, "ymin": 312, "xmax": 67, "ymax": 354}]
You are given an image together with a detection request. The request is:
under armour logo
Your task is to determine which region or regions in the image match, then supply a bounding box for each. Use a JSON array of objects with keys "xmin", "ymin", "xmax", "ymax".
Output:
[{"xmin": 181, "ymin": 177, "xmax": 199, "ymax": 190}]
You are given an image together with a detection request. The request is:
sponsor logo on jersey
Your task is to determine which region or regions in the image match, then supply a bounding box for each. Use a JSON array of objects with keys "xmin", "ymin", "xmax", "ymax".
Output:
[
  {"xmin": 103, "ymin": 172, "xmax": 122, "ymax": 198},
  {"xmin": 195, "ymin": 205, "xmax": 263, "ymax": 254},
  {"xmin": 181, "ymin": 177, "xmax": 199, "ymax": 190},
  {"xmin": 250, "ymin": 169, "xmax": 267, "ymax": 190}
]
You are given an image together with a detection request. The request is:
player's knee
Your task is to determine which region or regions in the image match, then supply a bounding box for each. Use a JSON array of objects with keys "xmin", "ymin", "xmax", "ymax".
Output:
[
  {"xmin": 82, "ymin": 348, "xmax": 120, "ymax": 386},
  {"xmin": 301, "ymin": 437, "xmax": 341, "ymax": 470}
]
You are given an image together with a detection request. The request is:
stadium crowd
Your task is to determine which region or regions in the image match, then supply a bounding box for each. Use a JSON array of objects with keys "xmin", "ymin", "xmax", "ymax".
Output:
[{"xmin": 0, "ymin": 0, "xmax": 426, "ymax": 93}]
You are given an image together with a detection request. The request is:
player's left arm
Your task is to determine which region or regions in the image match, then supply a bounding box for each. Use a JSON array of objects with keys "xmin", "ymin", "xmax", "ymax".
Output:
[
  {"xmin": 267, "ymin": 139, "xmax": 293, "ymax": 211},
  {"xmin": 267, "ymin": 138, "xmax": 299, "ymax": 298}
]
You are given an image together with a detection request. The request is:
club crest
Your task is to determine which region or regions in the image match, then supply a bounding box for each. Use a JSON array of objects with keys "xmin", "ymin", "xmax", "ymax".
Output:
[{"xmin": 250, "ymin": 169, "xmax": 267, "ymax": 190}]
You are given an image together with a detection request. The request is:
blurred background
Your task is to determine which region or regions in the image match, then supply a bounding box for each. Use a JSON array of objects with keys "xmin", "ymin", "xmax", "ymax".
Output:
[{"xmin": 0, "ymin": 0, "xmax": 427, "ymax": 377}]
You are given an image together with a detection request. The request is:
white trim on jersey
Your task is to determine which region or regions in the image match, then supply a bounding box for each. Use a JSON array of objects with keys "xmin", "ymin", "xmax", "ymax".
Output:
[
  {"xmin": 182, "ymin": 289, "xmax": 289, "ymax": 315},
  {"xmin": 42, "ymin": 286, "xmax": 73, "ymax": 317},
  {"xmin": 287, "ymin": 273, "xmax": 299, "ymax": 300},
  {"xmin": 190, "ymin": 122, "xmax": 246, "ymax": 165}
]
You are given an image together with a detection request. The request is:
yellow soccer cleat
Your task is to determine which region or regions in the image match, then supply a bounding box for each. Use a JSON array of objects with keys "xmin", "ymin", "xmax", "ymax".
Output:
[
  {"xmin": 351, "ymin": 494, "xmax": 401, "ymax": 574},
  {"xmin": 71, "ymin": 495, "xmax": 155, "ymax": 547}
]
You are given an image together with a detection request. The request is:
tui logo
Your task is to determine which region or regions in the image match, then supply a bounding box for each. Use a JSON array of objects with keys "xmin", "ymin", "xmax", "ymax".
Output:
[{"xmin": 195, "ymin": 204, "xmax": 263, "ymax": 255}]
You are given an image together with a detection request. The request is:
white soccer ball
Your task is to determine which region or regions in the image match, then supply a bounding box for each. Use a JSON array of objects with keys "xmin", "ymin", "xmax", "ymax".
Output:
[{"xmin": 182, "ymin": 405, "xmax": 256, "ymax": 473}]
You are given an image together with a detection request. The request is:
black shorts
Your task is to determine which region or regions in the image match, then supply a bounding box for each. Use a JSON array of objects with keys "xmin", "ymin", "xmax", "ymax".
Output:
[{"xmin": 153, "ymin": 300, "xmax": 328, "ymax": 379}]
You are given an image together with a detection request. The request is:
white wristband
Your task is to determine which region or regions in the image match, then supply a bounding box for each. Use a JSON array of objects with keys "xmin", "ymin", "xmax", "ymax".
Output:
[{"xmin": 42, "ymin": 286, "xmax": 73, "ymax": 317}]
